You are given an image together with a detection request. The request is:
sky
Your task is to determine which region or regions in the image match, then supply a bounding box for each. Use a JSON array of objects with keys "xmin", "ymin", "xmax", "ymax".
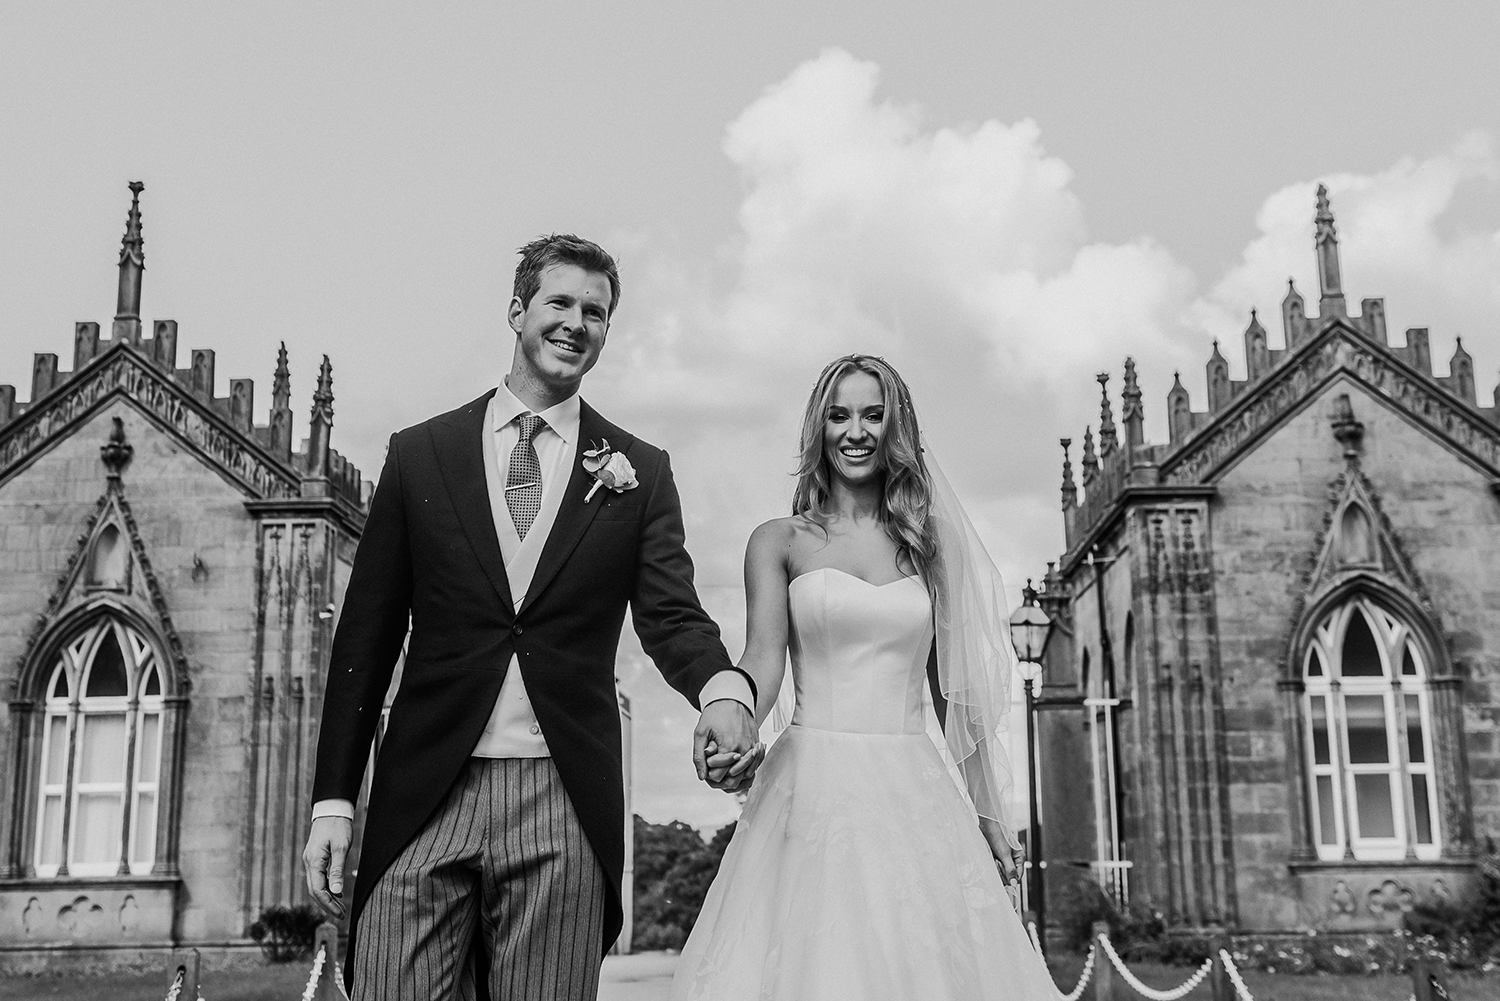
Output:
[{"xmin": 3, "ymin": 3, "xmax": 1498, "ymax": 832}]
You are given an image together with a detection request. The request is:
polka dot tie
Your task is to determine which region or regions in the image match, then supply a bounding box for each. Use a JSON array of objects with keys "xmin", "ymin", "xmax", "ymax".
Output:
[{"xmin": 505, "ymin": 413, "xmax": 545, "ymax": 540}]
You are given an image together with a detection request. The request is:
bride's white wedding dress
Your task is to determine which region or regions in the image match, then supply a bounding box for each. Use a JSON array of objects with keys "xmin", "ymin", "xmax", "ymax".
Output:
[{"xmin": 669, "ymin": 567, "xmax": 1056, "ymax": 1000}]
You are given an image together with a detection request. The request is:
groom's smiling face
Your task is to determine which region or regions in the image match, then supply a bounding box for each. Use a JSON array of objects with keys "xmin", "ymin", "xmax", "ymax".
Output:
[{"xmin": 509, "ymin": 263, "xmax": 612, "ymax": 397}]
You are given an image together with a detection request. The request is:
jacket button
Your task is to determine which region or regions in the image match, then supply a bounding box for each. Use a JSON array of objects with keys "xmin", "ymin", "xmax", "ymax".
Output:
[{"xmin": 513, "ymin": 625, "xmax": 523, "ymax": 637}]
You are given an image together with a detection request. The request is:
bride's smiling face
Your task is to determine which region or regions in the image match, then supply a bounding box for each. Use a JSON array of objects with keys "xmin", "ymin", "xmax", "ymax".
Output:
[{"xmin": 823, "ymin": 372, "xmax": 885, "ymax": 487}]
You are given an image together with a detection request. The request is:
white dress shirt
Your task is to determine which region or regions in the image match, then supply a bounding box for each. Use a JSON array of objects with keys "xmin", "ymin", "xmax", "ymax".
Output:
[{"xmin": 311, "ymin": 382, "xmax": 752, "ymax": 821}]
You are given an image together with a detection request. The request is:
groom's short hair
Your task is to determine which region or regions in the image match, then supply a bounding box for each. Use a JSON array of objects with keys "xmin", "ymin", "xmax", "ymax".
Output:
[{"xmin": 513, "ymin": 234, "xmax": 622, "ymax": 317}]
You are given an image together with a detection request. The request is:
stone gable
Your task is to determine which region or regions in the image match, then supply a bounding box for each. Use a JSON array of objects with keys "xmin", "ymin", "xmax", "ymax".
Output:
[{"xmin": 1035, "ymin": 186, "xmax": 1499, "ymax": 940}]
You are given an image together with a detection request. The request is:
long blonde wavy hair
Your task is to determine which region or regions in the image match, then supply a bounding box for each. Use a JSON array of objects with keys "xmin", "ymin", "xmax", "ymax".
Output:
[{"xmin": 791, "ymin": 355, "xmax": 939, "ymax": 588}]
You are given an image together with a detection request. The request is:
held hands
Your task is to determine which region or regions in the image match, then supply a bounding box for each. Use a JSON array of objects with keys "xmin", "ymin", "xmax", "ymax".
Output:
[
  {"xmin": 693, "ymin": 699, "xmax": 765, "ymax": 792},
  {"xmin": 302, "ymin": 816, "xmax": 352, "ymax": 919}
]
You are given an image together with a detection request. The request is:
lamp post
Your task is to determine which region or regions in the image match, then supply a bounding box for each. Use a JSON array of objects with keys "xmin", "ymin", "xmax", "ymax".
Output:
[{"xmin": 1009, "ymin": 580, "xmax": 1054, "ymax": 955}]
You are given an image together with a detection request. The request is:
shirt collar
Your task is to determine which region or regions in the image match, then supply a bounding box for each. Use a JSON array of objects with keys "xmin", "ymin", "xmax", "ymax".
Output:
[{"xmin": 492, "ymin": 379, "xmax": 581, "ymax": 447}]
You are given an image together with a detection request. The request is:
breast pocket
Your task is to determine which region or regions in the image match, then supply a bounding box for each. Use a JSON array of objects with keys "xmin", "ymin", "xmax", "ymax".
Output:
[{"xmin": 591, "ymin": 502, "xmax": 644, "ymax": 523}]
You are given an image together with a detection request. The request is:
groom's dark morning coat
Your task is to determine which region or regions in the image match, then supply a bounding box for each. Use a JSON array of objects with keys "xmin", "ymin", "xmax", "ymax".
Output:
[{"xmin": 312, "ymin": 391, "xmax": 746, "ymax": 978}]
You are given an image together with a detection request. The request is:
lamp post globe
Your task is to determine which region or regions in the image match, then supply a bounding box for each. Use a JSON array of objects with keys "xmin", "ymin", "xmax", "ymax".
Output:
[{"xmin": 1009, "ymin": 581, "xmax": 1053, "ymax": 666}]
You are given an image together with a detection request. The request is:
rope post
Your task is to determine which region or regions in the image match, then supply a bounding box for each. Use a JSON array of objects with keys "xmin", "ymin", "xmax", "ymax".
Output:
[
  {"xmin": 165, "ymin": 946, "xmax": 199, "ymax": 1001},
  {"xmin": 1208, "ymin": 934, "xmax": 1231, "ymax": 1001},
  {"xmin": 311, "ymin": 921, "xmax": 347, "ymax": 1001},
  {"xmin": 1091, "ymin": 922, "xmax": 1116, "ymax": 1001}
]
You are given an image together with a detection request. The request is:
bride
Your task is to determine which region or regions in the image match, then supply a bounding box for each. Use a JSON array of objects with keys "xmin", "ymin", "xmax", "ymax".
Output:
[{"xmin": 670, "ymin": 354, "xmax": 1057, "ymax": 1000}]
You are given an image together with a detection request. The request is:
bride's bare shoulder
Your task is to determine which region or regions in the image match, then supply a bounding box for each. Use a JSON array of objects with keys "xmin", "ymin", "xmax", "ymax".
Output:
[
  {"xmin": 746, "ymin": 516, "xmax": 819, "ymax": 565},
  {"xmin": 748, "ymin": 516, "xmax": 797, "ymax": 550}
]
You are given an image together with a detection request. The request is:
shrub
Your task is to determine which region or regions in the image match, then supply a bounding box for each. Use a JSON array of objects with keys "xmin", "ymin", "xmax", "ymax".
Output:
[
  {"xmin": 249, "ymin": 904, "xmax": 323, "ymax": 962},
  {"xmin": 1054, "ymin": 880, "xmax": 1207, "ymax": 964},
  {"xmin": 1403, "ymin": 840, "xmax": 1500, "ymax": 971}
]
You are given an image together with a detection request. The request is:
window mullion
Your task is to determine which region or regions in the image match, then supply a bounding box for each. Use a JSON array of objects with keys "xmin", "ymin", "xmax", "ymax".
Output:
[
  {"xmin": 1331, "ymin": 679, "xmax": 1357, "ymax": 859},
  {"xmin": 117, "ymin": 700, "xmax": 139, "ymax": 876},
  {"xmin": 1391, "ymin": 680, "xmax": 1417, "ymax": 859},
  {"xmin": 59, "ymin": 708, "xmax": 81, "ymax": 876}
]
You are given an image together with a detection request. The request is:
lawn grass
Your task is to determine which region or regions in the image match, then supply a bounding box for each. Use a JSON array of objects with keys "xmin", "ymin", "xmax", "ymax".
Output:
[
  {"xmin": 1, "ymin": 949, "xmax": 1492, "ymax": 1000},
  {"xmin": 0, "ymin": 961, "xmax": 313, "ymax": 1001}
]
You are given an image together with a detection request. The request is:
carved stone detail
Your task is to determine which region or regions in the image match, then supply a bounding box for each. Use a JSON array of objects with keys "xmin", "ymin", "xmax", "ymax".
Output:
[
  {"xmin": 1163, "ymin": 327, "xmax": 1500, "ymax": 486},
  {"xmin": 0, "ymin": 349, "xmax": 299, "ymax": 499},
  {"xmin": 1365, "ymin": 879, "xmax": 1415, "ymax": 917},
  {"xmin": 1329, "ymin": 879, "xmax": 1355, "ymax": 916},
  {"xmin": 100, "ymin": 415, "xmax": 133, "ymax": 478},
  {"xmin": 15, "ymin": 472, "xmax": 189, "ymax": 691}
]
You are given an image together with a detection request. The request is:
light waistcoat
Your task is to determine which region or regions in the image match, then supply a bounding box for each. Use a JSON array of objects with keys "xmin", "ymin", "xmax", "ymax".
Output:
[{"xmin": 471, "ymin": 382, "xmax": 579, "ymax": 757}]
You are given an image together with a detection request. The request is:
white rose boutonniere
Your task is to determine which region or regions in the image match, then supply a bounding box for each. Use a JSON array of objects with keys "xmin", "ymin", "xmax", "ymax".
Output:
[{"xmin": 582, "ymin": 440, "xmax": 639, "ymax": 503}]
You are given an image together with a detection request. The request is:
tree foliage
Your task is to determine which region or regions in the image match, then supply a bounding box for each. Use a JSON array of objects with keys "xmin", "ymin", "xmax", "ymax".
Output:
[{"xmin": 632, "ymin": 815, "xmax": 736, "ymax": 951}]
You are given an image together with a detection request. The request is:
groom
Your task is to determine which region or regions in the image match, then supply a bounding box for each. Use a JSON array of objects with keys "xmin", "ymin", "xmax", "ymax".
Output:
[{"xmin": 303, "ymin": 234, "xmax": 762, "ymax": 1000}]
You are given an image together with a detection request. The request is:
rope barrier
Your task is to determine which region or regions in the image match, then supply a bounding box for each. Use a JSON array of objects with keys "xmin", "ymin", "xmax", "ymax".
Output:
[
  {"xmin": 1217, "ymin": 948, "xmax": 1254, "ymax": 1001},
  {"xmin": 162, "ymin": 967, "xmax": 185, "ymax": 1001},
  {"xmin": 1026, "ymin": 921, "xmax": 1096, "ymax": 1001},
  {"xmin": 1058, "ymin": 943, "xmax": 1097, "ymax": 1001},
  {"xmin": 1097, "ymin": 933, "xmax": 1214, "ymax": 1001},
  {"xmin": 300, "ymin": 944, "xmax": 326, "ymax": 1001}
]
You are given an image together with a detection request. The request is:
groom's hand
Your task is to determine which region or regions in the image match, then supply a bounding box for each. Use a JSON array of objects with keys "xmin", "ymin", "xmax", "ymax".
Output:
[
  {"xmin": 303, "ymin": 816, "xmax": 352, "ymax": 919},
  {"xmin": 694, "ymin": 699, "xmax": 762, "ymax": 791}
]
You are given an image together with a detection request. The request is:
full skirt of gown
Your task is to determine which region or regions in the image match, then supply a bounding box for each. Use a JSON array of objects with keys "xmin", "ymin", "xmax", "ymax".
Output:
[{"xmin": 668, "ymin": 723, "xmax": 1058, "ymax": 1000}]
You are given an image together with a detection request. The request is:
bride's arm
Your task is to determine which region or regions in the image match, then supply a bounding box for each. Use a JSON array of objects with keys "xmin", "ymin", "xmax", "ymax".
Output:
[{"xmin": 740, "ymin": 519, "xmax": 793, "ymax": 726}]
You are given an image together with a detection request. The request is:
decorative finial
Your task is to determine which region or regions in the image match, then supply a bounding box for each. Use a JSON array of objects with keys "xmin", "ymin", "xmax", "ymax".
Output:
[
  {"xmin": 1314, "ymin": 184, "xmax": 1343, "ymax": 301},
  {"xmin": 314, "ymin": 354, "xmax": 333, "ymax": 410},
  {"xmin": 101, "ymin": 416, "xmax": 134, "ymax": 479},
  {"xmin": 1097, "ymin": 373, "xmax": 1116, "ymax": 451},
  {"xmin": 1122, "ymin": 359, "xmax": 1141, "ymax": 402},
  {"xmin": 1330, "ymin": 393, "xmax": 1364, "ymax": 462},
  {"xmin": 1060, "ymin": 437, "xmax": 1076, "ymax": 508},
  {"xmin": 120, "ymin": 182, "xmax": 145, "ymax": 267},
  {"xmin": 272, "ymin": 342, "xmax": 291, "ymax": 405},
  {"xmin": 1081, "ymin": 426, "xmax": 1098, "ymax": 478},
  {"xmin": 115, "ymin": 181, "xmax": 146, "ymax": 325},
  {"xmin": 306, "ymin": 355, "xmax": 335, "ymax": 477},
  {"xmin": 1122, "ymin": 357, "xmax": 1143, "ymax": 433}
]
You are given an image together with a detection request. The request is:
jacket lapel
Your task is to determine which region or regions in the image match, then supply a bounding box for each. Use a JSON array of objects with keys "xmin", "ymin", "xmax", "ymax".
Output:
[
  {"xmin": 522, "ymin": 401, "xmax": 631, "ymax": 613},
  {"xmin": 428, "ymin": 389, "xmax": 515, "ymax": 612}
]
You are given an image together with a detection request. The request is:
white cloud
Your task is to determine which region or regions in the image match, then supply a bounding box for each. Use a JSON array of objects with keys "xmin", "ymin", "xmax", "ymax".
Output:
[{"xmin": 594, "ymin": 49, "xmax": 1500, "ymax": 829}]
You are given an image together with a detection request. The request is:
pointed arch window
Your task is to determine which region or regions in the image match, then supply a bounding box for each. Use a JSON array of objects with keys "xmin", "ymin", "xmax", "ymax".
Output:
[
  {"xmin": 35, "ymin": 619, "xmax": 165, "ymax": 877},
  {"xmin": 1302, "ymin": 597, "xmax": 1440, "ymax": 862}
]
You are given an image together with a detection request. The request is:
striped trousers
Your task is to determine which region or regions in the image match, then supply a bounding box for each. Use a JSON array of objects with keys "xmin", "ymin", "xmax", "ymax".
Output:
[{"xmin": 353, "ymin": 757, "xmax": 608, "ymax": 1001}]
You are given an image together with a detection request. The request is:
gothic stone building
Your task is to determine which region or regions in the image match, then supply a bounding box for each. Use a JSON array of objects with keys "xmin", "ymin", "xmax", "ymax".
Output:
[
  {"xmin": 0, "ymin": 185, "xmax": 369, "ymax": 966},
  {"xmin": 1034, "ymin": 186, "xmax": 1500, "ymax": 936}
]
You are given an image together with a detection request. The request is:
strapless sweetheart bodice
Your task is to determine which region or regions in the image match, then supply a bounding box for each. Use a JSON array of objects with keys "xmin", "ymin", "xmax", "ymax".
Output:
[{"xmin": 787, "ymin": 567, "xmax": 933, "ymax": 735}]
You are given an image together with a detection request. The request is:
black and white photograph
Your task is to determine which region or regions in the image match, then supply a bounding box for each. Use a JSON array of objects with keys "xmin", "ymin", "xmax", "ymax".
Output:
[{"xmin": 0, "ymin": 4, "xmax": 1497, "ymax": 1000}]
